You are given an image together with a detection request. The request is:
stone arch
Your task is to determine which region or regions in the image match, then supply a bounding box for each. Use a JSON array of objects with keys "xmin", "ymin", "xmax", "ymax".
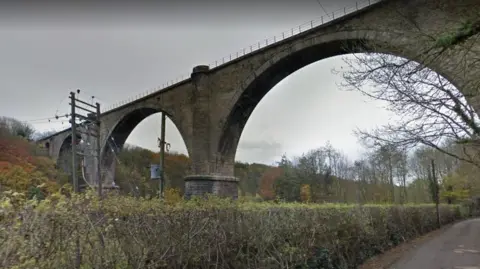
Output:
[
  {"xmin": 217, "ymin": 29, "xmax": 471, "ymax": 161},
  {"xmin": 56, "ymin": 133, "xmax": 81, "ymax": 173},
  {"xmin": 102, "ymin": 104, "xmax": 190, "ymax": 156},
  {"xmin": 100, "ymin": 104, "xmax": 190, "ymax": 187}
]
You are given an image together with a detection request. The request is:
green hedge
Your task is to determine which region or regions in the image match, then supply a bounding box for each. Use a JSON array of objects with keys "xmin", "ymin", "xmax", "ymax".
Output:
[{"xmin": 0, "ymin": 193, "xmax": 469, "ymax": 269}]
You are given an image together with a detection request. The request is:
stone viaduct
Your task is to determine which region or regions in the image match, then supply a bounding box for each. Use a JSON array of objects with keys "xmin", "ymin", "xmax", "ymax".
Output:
[{"xmin": 37, "ymin": 0, "xmax": 480, "ymax": 198}]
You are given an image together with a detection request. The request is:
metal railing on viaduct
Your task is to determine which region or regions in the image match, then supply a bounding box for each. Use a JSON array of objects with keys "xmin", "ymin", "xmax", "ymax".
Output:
[{"xmin": 100, "ymin": 0, "xmax": 382, "ymax": 114}]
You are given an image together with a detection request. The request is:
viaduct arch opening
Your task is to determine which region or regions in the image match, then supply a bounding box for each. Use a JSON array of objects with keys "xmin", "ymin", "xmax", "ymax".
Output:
[
  {"xmin": 102, "ymin": 107, "xmax": 189, "ymax": 195},
  {"xmin": 57, "ymin": 133, "xmax": 82, "ymax": 181},
  {"xmin": 218, "ymin": 37, "xmax": 465, "ymax": 174}
]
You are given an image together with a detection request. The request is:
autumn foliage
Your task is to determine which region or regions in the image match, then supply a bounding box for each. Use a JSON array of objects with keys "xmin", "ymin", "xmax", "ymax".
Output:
[
  {"xmin": 115, "ymin": 145, "xmax": 191, "ymax": 197},
  {"xmin": 300, "ymin": 184, "xmax": 312, "ymax": 202},
  {"xmin": 258, "ymin": 167, "xmax": 283, "ymax": 200},
  {"xmin": 0, "ymin": 127, "xmax": 66, "ymax": 197}
]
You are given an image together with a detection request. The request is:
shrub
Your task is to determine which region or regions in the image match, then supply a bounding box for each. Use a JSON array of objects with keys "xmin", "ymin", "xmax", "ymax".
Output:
[
  {"xmin": 0, "ymin": 131, "xmax": 65, "ymax": 197},
  {"xmin": 300, "ymin": 184, "xmax": 312, "ymax": 202},
  {"xmin": 164, "ymin": 187, "xmax": 182, "ymax": 205},
  {"xmin": 0, "ymin": 192, "xmax": 469, "ymax": 269}
]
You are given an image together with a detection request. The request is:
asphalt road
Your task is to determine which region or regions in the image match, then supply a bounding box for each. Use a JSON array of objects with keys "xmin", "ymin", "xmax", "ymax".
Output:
[{"xmin": 390, "ymin": 218, "xmax": 480, "ymax": 269}]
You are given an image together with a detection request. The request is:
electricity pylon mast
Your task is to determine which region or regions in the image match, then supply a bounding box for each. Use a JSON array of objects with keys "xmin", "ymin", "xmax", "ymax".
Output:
[{"xmin": 69, "ymin": 90, "xmax": 102, "ymax": 196}]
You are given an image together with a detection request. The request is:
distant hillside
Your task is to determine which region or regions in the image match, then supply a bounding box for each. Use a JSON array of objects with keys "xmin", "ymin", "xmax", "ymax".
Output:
[
  {"xmin": 0, "ymin": 128, "xmax": 68, "ymax": 197},
  {"xmin": 114, "ymin": 144, "xmax": 401, "ymax": 202},
  {"xmin": 115, "ymin": 144, "xmax": 272, "ymax": 197}
]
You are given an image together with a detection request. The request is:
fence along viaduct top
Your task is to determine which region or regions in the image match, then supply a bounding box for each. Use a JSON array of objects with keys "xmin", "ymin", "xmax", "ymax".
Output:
[{"xmin": 37, "ymin": 0, "xmax": 480, "ymax": 198}]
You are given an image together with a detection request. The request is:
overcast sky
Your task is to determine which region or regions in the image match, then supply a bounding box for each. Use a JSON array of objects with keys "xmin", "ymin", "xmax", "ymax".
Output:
[{"xmin": 0, "ymin": 0, "xmax": 395, "ymax": 165}]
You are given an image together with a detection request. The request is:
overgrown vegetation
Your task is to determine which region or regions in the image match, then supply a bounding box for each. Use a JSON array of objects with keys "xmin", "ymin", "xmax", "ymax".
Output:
[
  {"xmin": 0, "ymin": 190, "xmax": 472, "ymax": 269},
  {"xmin": 435, "ymin": 20, "xmax": 479, "ymax": 48},
  {"xmin": 0, "ymin": 119, "xmax": 68, "ymax": 197}
]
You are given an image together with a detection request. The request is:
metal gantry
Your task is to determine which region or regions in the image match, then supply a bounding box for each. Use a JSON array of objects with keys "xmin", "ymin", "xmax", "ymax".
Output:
[{"xmin": 69, "ymin": 90, "xmax": 102, "ymax": 196}]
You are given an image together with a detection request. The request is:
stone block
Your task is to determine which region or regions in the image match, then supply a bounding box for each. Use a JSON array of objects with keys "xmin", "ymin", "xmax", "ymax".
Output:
[{"xmin": 184, "ymin": 175, "xmax": 239, "ymax": 199}]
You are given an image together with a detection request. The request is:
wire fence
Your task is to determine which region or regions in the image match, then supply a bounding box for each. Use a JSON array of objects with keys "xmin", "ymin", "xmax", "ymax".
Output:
[{"xmin": 101, "ymin": 0, "xmax": 382, "ymax": 113}]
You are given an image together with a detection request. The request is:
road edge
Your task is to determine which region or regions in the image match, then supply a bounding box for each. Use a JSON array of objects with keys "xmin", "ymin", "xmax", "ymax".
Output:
[{"xmin": 358, "ymin": 221, "xmax": 462, "ymax": 269}]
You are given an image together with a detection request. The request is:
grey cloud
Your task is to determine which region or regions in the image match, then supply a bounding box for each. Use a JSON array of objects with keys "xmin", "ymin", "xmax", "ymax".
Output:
[
  {"xmin": 0, "ymin": 0, "xmax": 359, "ymax": 29},
  {"xmin": 238, "ymin": 140, "xmax": 282, "ymax": 151},
  {"xmin": 236, "ymin": 140, "xmax": 283, "ymax": 164}
]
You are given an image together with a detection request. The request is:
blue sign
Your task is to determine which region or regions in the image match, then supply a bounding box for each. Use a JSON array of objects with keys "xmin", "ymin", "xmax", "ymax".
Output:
[{"xmin": 150, "ymin": 164, "xmax": 162, "ymax": 180}]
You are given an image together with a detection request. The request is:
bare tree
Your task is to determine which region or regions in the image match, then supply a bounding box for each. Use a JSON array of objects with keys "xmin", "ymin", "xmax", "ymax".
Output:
[
  {"xmin": 34, "ymin": 129, "xmax": 59, "ymax": 141},
  {"xmin": 337, "ymin": 49, "xmax": 480, "ymax": 166},
  {"xmin": 331, "ymin": 3, "xmax": 480, "ymax": 166},
  {"xmin": 393, "ymin": 148, "xmax": 409, "ymax": 203},
  {"xmin": 0, "ymin": 116, "xmax": 36, "ymax": 140}
]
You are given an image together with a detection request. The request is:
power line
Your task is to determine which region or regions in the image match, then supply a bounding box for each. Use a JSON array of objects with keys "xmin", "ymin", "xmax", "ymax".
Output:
[
  {"xmin": 314, "ymin": 0, "xmax": 331, "ymax": 19},
  {"xmin": 51, "ymin": 98, "xmax": 170, "ymax": 195},
  {"xmin": 73, "ymin": 89, "xmax": 111, "ymax": 107},
  {"xmin": 30, "ymin": 122, "xmax": 69, "ymax": 127},
  {"xmin": 23, "ymin": 113, "xmax": 71, "ymax": 123},
  {"xmin": 24, "ymin": 89, "xmax": 110, "ymax": 125},
  {"xmin": 54, "ymin": 96, "xmax": 70, "ymax": 117}
]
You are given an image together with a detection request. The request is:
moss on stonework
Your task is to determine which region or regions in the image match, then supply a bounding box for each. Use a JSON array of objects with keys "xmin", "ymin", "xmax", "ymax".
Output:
[{"xmin": 435, "ymin": 20, "xmax": 475, "ymax": 48}]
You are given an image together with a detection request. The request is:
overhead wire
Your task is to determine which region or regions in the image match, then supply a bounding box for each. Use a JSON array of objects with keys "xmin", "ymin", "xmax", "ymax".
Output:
[
  {"xmin": 35, "ymin": 89, "xmax": 173, "ymax": 193},
  {"xmin": 25, "ymin": 91, "xmax": 113, "ymax": 139},
  {"xmin": 42, "ymin": 102, "xmax": 175, "ymax": 195},
  {"xmin": 53, "ymin": 95, "xmax": 70, "ymax": 119},
  {"xmin": 24, "ymin": 114, "xmax": 70, "ymax": 123},
  {"xmin": 314, "ymin": 0, "xmax": 331, "ymax": 19},
  {"xmin": 25, "ymin": 88, "xmax": 112, "ymax": 125},
  {"xmin": 74, "ymin": 89, "xmax": 111, "ymax": 107}
]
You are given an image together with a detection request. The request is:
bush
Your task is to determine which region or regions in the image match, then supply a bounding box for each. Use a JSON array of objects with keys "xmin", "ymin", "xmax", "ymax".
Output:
[
  {"xmin": 0, "ymin": 192, "xmax": 468, "ymax": 269},
  {"xmin": 164, "ymin": 187, "xmax": 182, "ymax": 205},
  {"xmin": 0, "ymin": 130, "xmax": 66, "ymax": 197}
]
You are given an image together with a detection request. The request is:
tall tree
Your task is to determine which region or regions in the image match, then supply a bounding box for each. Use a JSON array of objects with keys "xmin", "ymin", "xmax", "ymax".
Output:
[{"xmin": 0, "ymin": 117, "xmax": 36, "ymax": 140}]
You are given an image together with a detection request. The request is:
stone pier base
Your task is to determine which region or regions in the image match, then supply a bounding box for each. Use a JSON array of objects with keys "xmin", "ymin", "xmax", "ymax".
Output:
[
  {"xmin": 79, "ymin": 184, "xmax": 120, "ymax": 195},
  {"xmin": 184, "ymin": 175, "xmax": 239, "ymax": 199}
]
